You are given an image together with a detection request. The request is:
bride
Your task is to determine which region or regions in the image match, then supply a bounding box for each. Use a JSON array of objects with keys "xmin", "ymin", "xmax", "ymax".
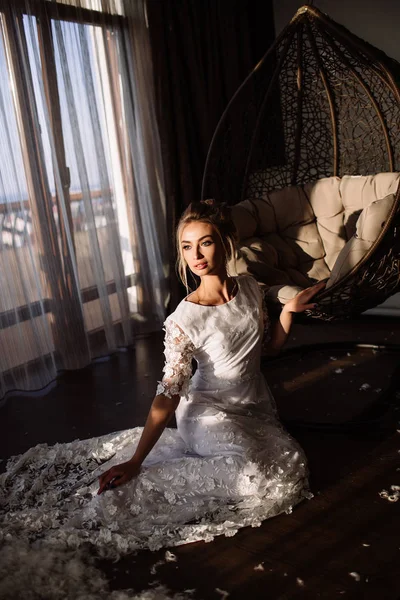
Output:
[
  {"xmin": 1, "ymin": 199, "xmax": 324, "ymax": 564},
  {"xmin": 96, "ymin": 200, "xmax": 324, "ymax": 536}
]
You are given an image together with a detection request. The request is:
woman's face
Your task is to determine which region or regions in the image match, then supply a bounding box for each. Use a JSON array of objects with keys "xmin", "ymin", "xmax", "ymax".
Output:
[{"xmin": 180, "ymin": 221, "xmax": 226, "ymax": 277}]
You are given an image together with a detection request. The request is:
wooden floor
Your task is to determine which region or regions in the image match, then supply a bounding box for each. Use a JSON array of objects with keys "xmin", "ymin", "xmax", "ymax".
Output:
[{"xmin": 1, "ymin": 315, "xmax": 400, "ymax": 599}]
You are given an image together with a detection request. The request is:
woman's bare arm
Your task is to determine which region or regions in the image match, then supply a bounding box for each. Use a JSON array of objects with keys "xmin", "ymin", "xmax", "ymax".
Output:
[
  {"xmin": 264, "ymin": 282, "xmax": 326, "ymax": 356},
  {"xmin": 265, "ymin": 307, "xmax": 294, "ymax": 356},
  {"xmin": 130, "ymin": 393, "xmax": 180, "ymax": 464},
  {"xmin": 98, "ymin": 393, "xmax": 180, "ymax": 494}
]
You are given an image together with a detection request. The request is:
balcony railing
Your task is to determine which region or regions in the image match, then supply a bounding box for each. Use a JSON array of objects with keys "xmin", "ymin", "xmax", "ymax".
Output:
[
  {"xmin": 0, "ymin": 188, "xmax": 109, "ymax": 248},
  {"xmin": 0, "ymin": 188, "xmax": 137, "ymax": 332}
]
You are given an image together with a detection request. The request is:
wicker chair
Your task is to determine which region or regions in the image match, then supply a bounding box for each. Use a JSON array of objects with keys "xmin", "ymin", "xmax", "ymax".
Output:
[{"xmin": 201, "ymin": 5, "xmax": 400, "ymax": 320}]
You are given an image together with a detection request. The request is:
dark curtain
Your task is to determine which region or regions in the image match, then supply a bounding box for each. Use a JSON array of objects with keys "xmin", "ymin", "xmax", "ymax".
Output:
[
  {"xmin": 147, "ymin": 0, "xmax": 275, "ymax": 215},
  {"xmin": 146, "ymin": 0, "xmax": 275, "ymax": 306}
]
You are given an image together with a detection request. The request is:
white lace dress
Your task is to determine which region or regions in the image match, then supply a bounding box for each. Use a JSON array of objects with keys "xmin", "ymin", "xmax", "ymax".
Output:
[{"xmin": 0, "ymin": 275, "xmax": 311, "ymax": 571}]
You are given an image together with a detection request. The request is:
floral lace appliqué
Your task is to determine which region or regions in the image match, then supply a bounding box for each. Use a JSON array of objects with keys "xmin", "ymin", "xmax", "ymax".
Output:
[{"xmin": 156, "ymin": 320, "xmax": 195, "ymax": 399}]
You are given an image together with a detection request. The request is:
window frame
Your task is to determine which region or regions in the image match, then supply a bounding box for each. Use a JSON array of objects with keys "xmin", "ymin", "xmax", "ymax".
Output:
[{"xmin": 0, "ymin": 0, "xmax": 136, "ymax": 337}]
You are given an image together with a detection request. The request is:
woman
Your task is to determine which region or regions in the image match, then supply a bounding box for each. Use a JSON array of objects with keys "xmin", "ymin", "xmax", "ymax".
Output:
[
  {"xmin": 95, "ymin": 199, "xmax": 324, "ymax": 543},
  {"xmin": 0, "ymin": 200, "xmax": 323, "ymax": 562}
]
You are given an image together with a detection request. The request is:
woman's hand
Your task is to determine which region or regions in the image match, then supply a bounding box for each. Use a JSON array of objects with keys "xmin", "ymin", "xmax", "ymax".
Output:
[
  {"xmin": 97, "ymin": 459, "xmax": 141, "ymax": 495},
  {"xmin": 283, "ymin": 281, "xmax": 326, "ymax": 314},
  {"xmin": 96, "ymin": 393, "xmax": 179, "ymax": 496}
]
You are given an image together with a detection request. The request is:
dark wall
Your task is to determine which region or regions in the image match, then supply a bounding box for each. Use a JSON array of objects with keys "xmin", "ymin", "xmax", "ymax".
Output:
[{"xmin": 274, "ymin": 0, "xmax": 400, "ymax": 62}]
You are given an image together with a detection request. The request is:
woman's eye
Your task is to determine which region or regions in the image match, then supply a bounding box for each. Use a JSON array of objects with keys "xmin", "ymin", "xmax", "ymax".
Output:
[
  {"xmin": 182, "ymin": 245, "xmax": 191, "ymax": 251},
  {"xmin": 202, "ymin": 240, "xmax": 212, "ymax": 246}
]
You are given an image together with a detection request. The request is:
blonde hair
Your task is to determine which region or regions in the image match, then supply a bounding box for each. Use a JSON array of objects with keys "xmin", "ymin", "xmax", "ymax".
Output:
[{"xmin": 176, "ymin": 199, "xmax": 238, "ymax": 291}]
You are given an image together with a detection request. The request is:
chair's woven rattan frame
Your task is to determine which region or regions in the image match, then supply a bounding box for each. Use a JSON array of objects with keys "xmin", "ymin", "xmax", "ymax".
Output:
[{"xmin": 201, "ymin": 5, "xmax": 400, "ymax": 320}]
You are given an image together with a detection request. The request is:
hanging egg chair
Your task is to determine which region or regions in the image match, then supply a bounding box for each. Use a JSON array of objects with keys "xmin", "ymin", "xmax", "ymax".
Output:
[{"xmin": 201, "ymin": 5, "xmax": 400, "ymax": 320}]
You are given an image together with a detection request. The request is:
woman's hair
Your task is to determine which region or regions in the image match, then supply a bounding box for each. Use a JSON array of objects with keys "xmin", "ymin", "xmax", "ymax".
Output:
[{"xmin": 176, "ymin": 199, "xmax": 237, "ymax": 291}]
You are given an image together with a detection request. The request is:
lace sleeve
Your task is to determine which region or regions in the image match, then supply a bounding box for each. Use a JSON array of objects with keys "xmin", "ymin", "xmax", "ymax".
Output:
[
  {"xmin": 156, "ymin": 319, "xmax": 195, "ymax": 399},
  {"xmin": 260, "ymin": 284, "xmax": 271, "ymax": 354}
]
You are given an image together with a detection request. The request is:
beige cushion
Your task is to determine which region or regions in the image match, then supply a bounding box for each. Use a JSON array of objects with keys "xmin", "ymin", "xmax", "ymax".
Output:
[
  {"xmin": 304, "ymin": 177, "xmax": 346, "ymax": 270},
  {"xmin": 266, "ymin": 284, "xmax": 304, "ymax": 304},
  {"xmin": 326, "ymin": 193, "xmax": 396, "ymax": 288},
  {"xmin": 230, "ymin": 173, "xmax": 399, "ymax": 304},
  {"xmin": 340, "ymin": 173, "xmax": 400, "ymax": 239},
  {"xmin": 231, "ymin": 201, "xmax": 259, "ymax": 239}
]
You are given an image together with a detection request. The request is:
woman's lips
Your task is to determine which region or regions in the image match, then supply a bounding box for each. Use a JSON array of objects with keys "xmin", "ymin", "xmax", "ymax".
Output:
[{"xmin": 194, "ymin": 263, "xmax": 208, "ymax": 270}]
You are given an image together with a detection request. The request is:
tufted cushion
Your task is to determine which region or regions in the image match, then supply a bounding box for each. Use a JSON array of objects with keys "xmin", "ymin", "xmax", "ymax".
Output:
[
  {"xmin": 326, "ymin": 192, "xmax": 397, "ymax": 289},
  {"xmin": 303, "ymin": 177, "xmax": 345, "ymax": 270},
  {"xmin": 229, "ymin": 173, "xmax": 400, "ymax": 304},
  {"xmin": 340, "ymin": 173, "xmax": 400, "ymax": 239}
]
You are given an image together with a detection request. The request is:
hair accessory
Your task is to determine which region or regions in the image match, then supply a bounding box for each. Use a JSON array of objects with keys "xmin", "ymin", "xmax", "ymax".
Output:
[{"xmin": 200, "ymin": 198, "xmax": 215, "ymax": 205}]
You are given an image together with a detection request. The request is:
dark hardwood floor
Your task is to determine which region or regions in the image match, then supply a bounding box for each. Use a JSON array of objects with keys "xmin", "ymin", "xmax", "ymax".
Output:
[{"xmin": 1, "ymin": 315, "xmax": 400, "ymax": 599}]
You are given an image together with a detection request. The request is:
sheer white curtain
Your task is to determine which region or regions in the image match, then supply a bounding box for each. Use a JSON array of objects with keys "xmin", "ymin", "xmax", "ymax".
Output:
[{"xmin": 0, "ymin": 0, "xmax": 168, "ymax": 399}]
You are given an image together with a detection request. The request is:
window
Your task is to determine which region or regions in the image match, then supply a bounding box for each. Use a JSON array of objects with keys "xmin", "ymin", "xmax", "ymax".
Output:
[{"xmin": 0, "ymin": 1, "xmax": 146, "ymax": 376}]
